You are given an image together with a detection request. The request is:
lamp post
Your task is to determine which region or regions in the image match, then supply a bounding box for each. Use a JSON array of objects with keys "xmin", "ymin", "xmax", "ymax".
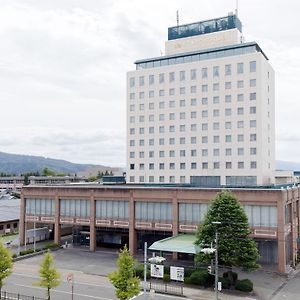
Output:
[{"xmin": 201, "ymin": 221, "xmax": 221, "ymax": 300}]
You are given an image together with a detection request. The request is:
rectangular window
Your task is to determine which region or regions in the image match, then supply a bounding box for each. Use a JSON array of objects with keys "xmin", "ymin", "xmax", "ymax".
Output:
[
  {"xmin": 180, "ymin": 163, "xmax": 186, "ymax": 170},
  {"xmin": 139, "ymin": 139, "xmax": 144, "ymax": 146},
  {"xmin": 180, "ymin": 87, "xmax": 186, "ymax": 95},
  {"xmin": 169, "ymin": 72, "xmax": 175, "ymax": 82},
  {"xmin": 202, "ymin": 97, "xmax": 208, "ymax": 105},
  {"xmin": 139, "ymin": 76, "xmax": 144, "ymax": 86},
  {"xmin": 237, "ymin": 134, "xmax": 244, "ymax": 142},
  {"xmin": 130, "ymin": 152, "xmax": 135, "ymax": 158},
  {"xmin": 191, "ymin": 86, "xmax": 197, "ymax": 93},
  {"xmin": 202, "ymin": 162, "xmax": 208, "ymax": 169},
  {"xmin": 237, "ymin": 107, "xmax": 244, "ymax": 115},
  {"xmin": 191, "ymin": 162, "xmax": 197, "ymax": 169},
  {"xmin": 250, "ymin": 120, "xmax": 256, "ymax": 128},
  {"xmin": 213, "ymin": 122, "xmax": 219, "ymax": 130},
  {"xmin": 213, "ymin": 96, "xmax": 219, "ymax": 104},
  {"xmin": 213, "ymin": 83, "xmax": 219, "ymax": 91},
  {"xmin": 149, "ymin": 102, "xmax": 154, "ymax": 109},
  {"xmin": 202, "ymin": 149, "xmax": 208, "ymax": 156},
  {"xmin": 180, "ymin": 125, "xmax": 185, "ymax": 132},
  {"xmin": 139, "ymin": 115, "xmax": 144, "ymax": 122},
  {"xmin": 169, "ymin": 150, "xmax": 175, "ymax": 157},
  {"xmin": 202, "ymin": 85, "xmax": 208, "ymax": 92},
  {"xmin": 180, "ymin": 150, "xmax": 185, "ymax": 157},
  {"xmin": 237, "ymin": 80, "xmax": 244, "ymax": 88},
  {"xmin": 191, "ymin": 124, "xmax": 197, "ymax": 131},
  {"xmin": 250, "ymin": 147, "xmax": 257, "ymax": 155},
  {"xmin": 213, "ymin": 109, "xmax": 219, "ymax": 117},
  {"xmin": 202, "ymin": 68, "xmax": 208, "ymax": 79},
  {"xmin": 159, "ymin": 163, "xmax": 164, "ymax": 170},
  {"xmin": 238, "ymin": 161, "xmax": 244, "ymax": 169},
  {"xmin": 225, "ymin": 82, "xmax": 231, "ymax": 89},
  {"xmin": 169, "ymin": 100, "xmax": 175, "ymax": 108},
  {"xmin": 149, "ymin": 115, "xmax": 154, "ymax": 122},
  {"xmin": 213, "ymin": 66, "xmax": 219, "ymax": 77},
  {"xmin": 139, "ymin": 127, "xmax": 144, "ymax": 134},
  {"xmin": 225, "ymin": 95, "xmax": 231, "ymax": 103},
  {"xmin": 159, "ymin": 73, "xmax": 164, "ymax": 83},
  {"xmin": 225, "ymin": 108, "xmax": 231, "ymax": 116},
  {"xmin": 250, "ymin": 106, "xmax": 256, "ymax": 114},
  {"xmin": 191, "ymin": 111, "xmax": 197, "ymax": 118},
  {"xmin": 225, "ymin": 64, "xmax": 231, "ymax": 76},
  {"xmin": 213, "ymin": 148, "xmax": 219, "ymax": 156},
  {"xmin": 201, "ymin": 110, "xmax": 207, "ymax": 118},
  {"xmin": 225, "ymin": 122, "xmax": 231, "ymax": 129},
  {"xmin": 149, "ymin": 75, "xmax": 154, "ymax": 85},
  {"xmin": 159, "ymin": 126, "xmax": 164, "ymax": 133},
  {"xmin": 191, "ymin": 69, "xmax": 197, "ymax": 80},
  {"xmin": 202, "ymin": 136, "xmax": 208, "ymax": 143},
  {"xmin": 129, "ymin": 77, "xmax": 135, "ymax": 87},
  {"xmin": 237, "ymin": 63, "xmax": 244, "ymax": 74},
  {"xmin": 169, "ymin": 113, "xmax": 175, "ymax": 120},
  {"xmin": 213, "ymin": 136, "xmax": 220, "ymax": 143},
  {"xmin": 129, "ymin": 93, "xmax": 135, "ymax": 100},
  {"xmin": 169, "ymin": 88, "xmax": 175, "ymax": 95},
  {"xmin": 250, "ymin": 134, "xmax": 257, "ymax": 141},
  {"xmin": 148, "ymin": 127, "xmax": 154, "ymax": 134},
  {"xmin": 159, "ymin": 114, "xmax": 164, "ymax": 121},
  {"xmin": 191, "ymin": 136, "xmax": 197, "ymax": 144},
  {"xmin": 237, "ymin": 94, "xmax": 244, "ymax": 101},
  {"xmin": 250, "ymin": 79, "xmax": 256, "ymax": 87},
  {"xmin": 169, "ymin": 125, "xmax": 175, "ymax": 132},
  {"xmin": 238, "ymin": 148, "xmax": 244, "ymax": 155},
  {"xmin": 129, "ymin": 116, "xmax": 135, "ymax": 123},
  {"xmin": 250, "ymin": 161, "xmax": 257, "ymax": 169},
  {"xmin": 226, "ymin": 148, "xmax": 232, "ymax": 156},
  {"xmin": 149, "ymin": 139, "xmax": 154, "ymax": 145},
  {"xmin": 180, "ymin": 137, "xmax": 186, "ymax": 144},
  {"xmin": 159, "ymin": 176, "xmax": 164, "ymax": 183},
  {"xmin": 180, "ymin": 100, "xmax": 185, "ymax": 107},
  {"xmin": 237, "ymin": 121, "xmax": 244, "ymax": 128},
  {"xmin": 202, "ymin": 123, "xmax": 208, "ymax": 131},
  {"xmin": 169, "ymin": 138, "xmax": 175, "ymax": 145},
  {"xmin": 226, "ymin": 162, "xmax": 232, "ymax": 169},
  {"xmin": 214, "ymin": 162, "xmax": 220, "ymax": 169},
  {"xmin": 149, "ymin": 151, "xmax": 154, "ymax": 158},
  {"xmin": 191, "ymin": 98, "xmax": 197, "ymax": 106},
  {"xmin": 180, "ymin": 71, "xmax": 185, "ymax": 81},
  {"xmin": 159, "ymin": 89, "xmax": 165, "ymax": 97},
  {"xmin": 250, "ymin": 61, "xmax": 256, "ymax": 72},
  {"xmin": 139, "ymin": 92, "xmax": 144, "ymax": 99},
  {"xmin": 225, "ymin": 135, "xmax": 232, "ymax": 142},
  {"xmin": 159, "ymin": 151, "xmax": 165, "ymax": 158},
  {"xmin": 191, "ymin": 149, "xmax": 197, "ymax": 157},
  {"xmin": 250, "ymin": 92, "xmax": 256, "ymax": 100},
  {"xmin": 149, "ymin": 90, "xmax": 154, "ymax": 98}
]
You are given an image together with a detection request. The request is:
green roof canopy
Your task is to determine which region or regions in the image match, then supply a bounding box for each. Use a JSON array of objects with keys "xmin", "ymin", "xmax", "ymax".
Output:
[{"xmin": 148, "ymin": 234, "xmax": 201, "ymax": 254}]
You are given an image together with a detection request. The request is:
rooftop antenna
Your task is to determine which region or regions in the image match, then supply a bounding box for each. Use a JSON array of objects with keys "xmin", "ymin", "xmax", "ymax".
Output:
[
  {"xmin": 235, "ymin": 0, "xmax": 239, "ymax": 16},
  {"xmin": 176, "ymin": 10, "xmax": 179, "ymax": 27}
]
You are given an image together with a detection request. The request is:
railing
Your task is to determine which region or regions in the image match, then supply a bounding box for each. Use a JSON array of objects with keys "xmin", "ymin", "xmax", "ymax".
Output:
[
  {"xmin": 0, "ymin": 290, "xmax": 46, "ymax": 300},
  {"xmin": 145, "ymin": 281, "xmax": 183, "ymax": 296}
]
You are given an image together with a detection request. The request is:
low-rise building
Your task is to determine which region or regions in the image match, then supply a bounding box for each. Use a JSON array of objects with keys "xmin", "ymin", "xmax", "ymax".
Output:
[{"xmin": 20, "ymin": 184, "xmax": 300, "ymax": 274}]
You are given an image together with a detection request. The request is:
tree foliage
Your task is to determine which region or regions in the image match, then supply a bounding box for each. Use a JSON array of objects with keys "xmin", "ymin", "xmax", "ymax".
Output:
[
  {"xmin": 35, "ymin": 252, "xmax": 61, "ymax": 300},
  {"xmin": 0, "ymin": 242, "xmax": 13, "ymax": 293},
  {"xmin": 108, "ymin": 245, "xmax": 140, "ymax": 300},
  {"xmin": 195, "ymin": 190, "xmax": 260, "ymax": 271}
]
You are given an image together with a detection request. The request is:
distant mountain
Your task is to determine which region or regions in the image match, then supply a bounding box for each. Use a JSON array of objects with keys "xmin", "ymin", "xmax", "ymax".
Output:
[
  {"xmin": 276, "ymin": 160, "xmax": 300, "ymax": 171},
  {"xmin": 0, "ymin": 151, "xmax": 122, "ymax": 176}
]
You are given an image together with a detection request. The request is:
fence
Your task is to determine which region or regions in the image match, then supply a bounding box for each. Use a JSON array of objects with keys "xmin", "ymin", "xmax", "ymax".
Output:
[
  {"xmin": 145, "ymin": 281, "xmax": 183, "ymax": 296},
  {"xmin": 0, "ymin": 290, "xmax": 46, "ymax": 300}
]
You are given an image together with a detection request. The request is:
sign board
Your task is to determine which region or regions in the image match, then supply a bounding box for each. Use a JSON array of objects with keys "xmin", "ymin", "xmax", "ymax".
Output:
[
  {"xmin": 218, "ymin": 281, "xmax": 222, "ymax": 291},
  {"xmin": 170, "ymin": 266, "xmax": 184, "ymax": 282},
  {"xmin": 150, "ymin": 264, "xmax": 164, "ymax": 278},
  {"xmin": 67, "ymin": 273, "xmax": 73, "ymax": 284}
]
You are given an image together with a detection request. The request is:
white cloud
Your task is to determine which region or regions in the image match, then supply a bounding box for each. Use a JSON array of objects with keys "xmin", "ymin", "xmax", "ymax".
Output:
[{"xmin": 0, "ymin": 0, "xmax": 300, "ymax": 166}]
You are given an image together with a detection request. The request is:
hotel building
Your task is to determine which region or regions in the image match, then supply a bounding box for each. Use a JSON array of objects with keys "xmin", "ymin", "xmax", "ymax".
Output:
[{"xmin": 127, "ymin": 14, "xmax": 275, "ymax": 186}]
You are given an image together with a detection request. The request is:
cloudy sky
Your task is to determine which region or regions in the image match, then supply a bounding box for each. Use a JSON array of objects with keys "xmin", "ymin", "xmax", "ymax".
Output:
[{"xmin": 0, "ymin": 0, "xmax": 300, "ymax": 167}]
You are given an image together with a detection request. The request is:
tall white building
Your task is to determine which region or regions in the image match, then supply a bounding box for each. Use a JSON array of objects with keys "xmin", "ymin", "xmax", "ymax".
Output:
[{"xmin": 127, "ymin": 14, "xmax": 275, "ymax": 186}]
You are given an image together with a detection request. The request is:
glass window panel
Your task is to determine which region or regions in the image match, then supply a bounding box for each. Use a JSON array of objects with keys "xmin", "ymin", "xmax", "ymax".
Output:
[
  {"xmin": 269, "ymin": 207, "xmax": 277, "ymax": 227},
  {"xmin": 253, "ymin": 206, "xmax": 261, "ymax": 226}
]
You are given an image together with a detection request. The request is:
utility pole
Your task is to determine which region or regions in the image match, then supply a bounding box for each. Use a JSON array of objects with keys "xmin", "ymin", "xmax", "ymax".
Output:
[
  {"xmin": 144, "ymin": 242, "xmax": 147, "ymax": 299},
  {"xmin": 212, "ymin": 221, "xmax": 221, "ymax": 300}
]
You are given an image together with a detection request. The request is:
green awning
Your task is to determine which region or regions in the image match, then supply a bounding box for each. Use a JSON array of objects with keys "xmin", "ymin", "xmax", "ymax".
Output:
[{"xmin": 148, "ymin": 234, "xmax": 201, "ymax": 254}]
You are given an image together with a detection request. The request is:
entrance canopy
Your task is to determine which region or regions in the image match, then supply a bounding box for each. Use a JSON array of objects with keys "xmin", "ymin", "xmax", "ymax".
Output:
[{"xmin": 148, "ymin": 234, "xmax": 201, "ymax": 254}]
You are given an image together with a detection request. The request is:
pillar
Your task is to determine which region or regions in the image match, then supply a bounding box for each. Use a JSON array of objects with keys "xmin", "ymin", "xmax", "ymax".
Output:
[
  {"xmin": 54, "ymin": 194, "xmax": 61, "ymax": 245},
  {"xmin": 172, "ymin": 190, "xmax": 179, "ymax": 260},
  {"xmin": 129, "ymin": 191, "xmax": 137, "ymax": 255},
  {"xmin": 19, "ymin": 191, "xmax": 26, "ymax": 245},
  {"xmin": 291, "ymin": 189, "xmax": 298, "ymax": 267},
  {"xmin": 90, "ymin": 191, "xmax": 96, "ymax": 252},
  {"xmin": 277, "ymin": 191, "xmax": 286, "ymax": 273}
]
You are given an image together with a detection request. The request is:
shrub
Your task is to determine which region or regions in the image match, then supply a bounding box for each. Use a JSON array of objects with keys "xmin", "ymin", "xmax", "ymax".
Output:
[
  {"xmin": 134, "ymin": 263, "xmax": 150, "ymax": 279},
  {"xmin": 184, "ymin": 268, "xmax": 196, "ymax": 278},
  {"xmin": 189, "ymin": 270, "xmax": 214, "ymax": 287},
  {"xmin": 218, "ymin": 277, "xmax": 230, "ymax": 289},
  {"xmin": 44, "ymin": 243, "xmax": 59, "ymax": 250},
  {"xmin": 20, "ymin": 249, "xmax": 34, "ymax": 256},
  {"xmin": 184, "ymin": 276, "xmax": 191, "ymax": 284},
  {"xmin": 163, "ymin": 274, "xmax": 170, "ymax": 282},
  {"xmin": 12, "ymin": 253, "xmax": 17, "ymax": 259},
  {"xmin": 235, "ymin": 279, "xmax": 253, "ymax": 292}
]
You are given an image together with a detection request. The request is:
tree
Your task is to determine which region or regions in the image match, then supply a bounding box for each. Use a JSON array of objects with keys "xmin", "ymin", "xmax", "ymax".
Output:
[
  {"xmin": 195, "ymin": 190, "xmax": 260, "ymax": 271},
  {"xmin": 35, "ymin": 252, "xmax": 61, "ymax": 300},
  {"xmin": 108, "ymin": 245, "xmax": 140, "ymax": 300},
  {"xmin": 0, "ymin": 242, "xmax": 13, "ymax": 294}
]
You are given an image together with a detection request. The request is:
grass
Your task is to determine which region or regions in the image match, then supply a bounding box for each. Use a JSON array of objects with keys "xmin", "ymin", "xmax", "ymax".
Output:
[{"xmin": 0, "ymin": 234, "xmax": 18, "ymax": 244}]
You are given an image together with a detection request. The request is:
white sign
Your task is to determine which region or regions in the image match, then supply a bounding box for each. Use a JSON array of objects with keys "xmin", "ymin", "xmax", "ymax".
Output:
[
  {"xmin": 170, "ymin": 266, "xmax": 184, "ymax": 282},
  {"xmin": 150, "ymin": 264, "xmax": 164, "ymax": 278},
  {"xmin": 218, "ymin": 281, "xmax": 222, "ymax": 291}
]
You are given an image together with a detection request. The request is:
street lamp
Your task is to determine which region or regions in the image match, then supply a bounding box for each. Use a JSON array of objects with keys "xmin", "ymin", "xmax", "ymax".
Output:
[{"xmin": 200, "ymin": 221, "xmax": 221, "ymax": 300}]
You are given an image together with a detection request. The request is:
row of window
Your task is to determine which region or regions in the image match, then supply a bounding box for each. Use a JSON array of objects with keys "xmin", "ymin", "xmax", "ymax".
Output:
[
  {"xmin": 129, "ymin": 81, "xmax": 257, "ymax": 100},
  {"xmin": 129, "ymin": 94, "xmax": 262, "ymax": 111},
  {"xmin": 129, "ymin": 121, "xmax": 257, "ymax": 135},
  {"xmin": 130, "ymin": 61, "xmax": 256, "ymax": 87},
  {"xmin": 130, "ymin": 161, "xmax": 258, "ymax": 171},
  {"xmin": 130, "ymin": 110, "xmax": 257, "ymax": 124},
  {"xmin": 129, "ymin": 147, "xmax": 257, "ymax": 159},
  {"xmin": 130, "ymin": 86, "xmax": 258, "ymax": 100},
  {"xmin": 129, "ymin": 134, "xmax": 258, "ymax": 147}
]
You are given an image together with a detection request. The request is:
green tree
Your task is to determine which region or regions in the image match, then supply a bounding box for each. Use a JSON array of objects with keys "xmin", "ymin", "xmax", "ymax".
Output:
[
  {"xmin": 195, "ymin": 190, "xmax": 260, "ymax": 271},
  {"xmin": 35, "ymin": 252, "xmax": 61, "ymax": 300},
  {"xmin": 108, "ymin": 245, "xmax": 140, "ymax": 300},
  {"xmin": 0, "ymin": 242, "xmax": 13, "ymax": 294}
]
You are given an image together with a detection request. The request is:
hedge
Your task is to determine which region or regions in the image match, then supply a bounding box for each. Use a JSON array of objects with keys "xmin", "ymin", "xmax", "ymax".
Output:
[{"xmin": 235, "ymin": 279, "xmax": 253, "ymax": 292}]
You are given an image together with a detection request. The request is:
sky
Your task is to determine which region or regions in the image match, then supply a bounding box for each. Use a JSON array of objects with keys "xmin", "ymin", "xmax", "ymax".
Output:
[{"xmin": 0, "ymin": 0, "xmax": 300, "ymax": 167}]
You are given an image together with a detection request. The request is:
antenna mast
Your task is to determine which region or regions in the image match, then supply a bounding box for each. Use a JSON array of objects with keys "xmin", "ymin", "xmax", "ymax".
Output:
[
  {"xmin": 235, "ymin": 0, "xmax": 239, "ymax": 16},
  {"xmin": 176, "ymin": 10, "xmax": 179, "ymax": 27}
]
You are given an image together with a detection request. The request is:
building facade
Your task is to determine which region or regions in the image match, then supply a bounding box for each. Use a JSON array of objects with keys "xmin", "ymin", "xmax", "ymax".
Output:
[
  {"xmin": 127, "ymin": 14, "xmax": 275, "ymax": 185},
  {"xmin": 20, "ymin": 185, "xmax": 300, "ymax": 274}
]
